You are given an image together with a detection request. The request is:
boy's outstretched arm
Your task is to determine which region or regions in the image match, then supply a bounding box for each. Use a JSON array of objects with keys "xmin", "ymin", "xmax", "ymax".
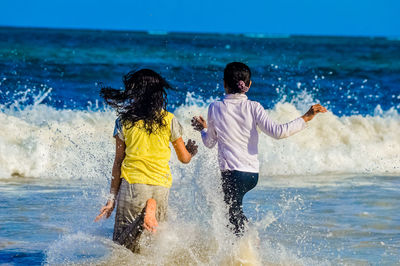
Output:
[
  {"xmin": 256, "ymin": 103, "xmax": 327, "ymax": 139},
  {"xmin": 172, "ymin": 137, "xmax": 198, "ymax": 164}
]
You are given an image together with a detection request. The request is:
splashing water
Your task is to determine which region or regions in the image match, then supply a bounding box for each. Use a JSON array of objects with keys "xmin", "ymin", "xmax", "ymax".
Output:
[{"xmin": 1, "ymin": 28, "xmax": 400, "ymax": 265}]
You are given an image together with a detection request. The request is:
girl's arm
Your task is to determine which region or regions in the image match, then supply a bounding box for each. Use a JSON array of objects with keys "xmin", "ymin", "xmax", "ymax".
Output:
[
  {"xmin": 110, "ymin": 136, "xmax": 125, "ymax": 196},
  {"xmin": 95, "ymin": 136, "xmax": 125, "ymax": 222},
  {"xmin": 172, "ymin": 137, "xmax": 198, "ymax": 164}
]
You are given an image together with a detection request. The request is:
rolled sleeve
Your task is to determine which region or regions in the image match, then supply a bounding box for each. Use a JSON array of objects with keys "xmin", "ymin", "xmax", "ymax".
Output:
[
  {"xmin": 113, "ymin": 118, "xmax": 125, "ymax": 141},
  {"xmin": 170, "ymin": 116, "xmax": 183, "ymax": 142}
]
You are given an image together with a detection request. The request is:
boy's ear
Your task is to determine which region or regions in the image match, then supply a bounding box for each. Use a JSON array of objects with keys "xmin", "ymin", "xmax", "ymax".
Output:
[{"xmin": 224, "ymin": 80, "xmax": 230, "ymax": 93}]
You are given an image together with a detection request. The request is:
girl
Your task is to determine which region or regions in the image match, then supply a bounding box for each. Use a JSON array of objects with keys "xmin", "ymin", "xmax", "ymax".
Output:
[
  {"xmin": 95, "ymin": 69, "xmax": 198, "ymax": 252},
  {"xmin": 192, "ymin": 62, "xmax": 326, "ymax": 235}
]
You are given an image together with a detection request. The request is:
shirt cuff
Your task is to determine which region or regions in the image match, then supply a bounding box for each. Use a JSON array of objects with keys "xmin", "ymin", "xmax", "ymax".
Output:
[
  {"xmin": 200, "ymin": 128, "xmax": 208, "ymax": 136},
  {"xmin": 298, "ymin": 117, "xmax": 307, "ymax": 128}
]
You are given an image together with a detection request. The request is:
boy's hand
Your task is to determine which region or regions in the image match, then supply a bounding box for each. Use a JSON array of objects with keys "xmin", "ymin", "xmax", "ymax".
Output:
[
  {"xmin": 185, "ymin": 139, "xmax": 198, "ymax": 157},
  {"xmin": 302, "ymin": 104, "xmax": 327, "ymax": 122},
  {"xmin": 191, "ymin": 116, "xmax": 207, "ymax": 131},
  {"xmin": 94, "ymin": 200, "xmax": 115, "ymax": 222}
]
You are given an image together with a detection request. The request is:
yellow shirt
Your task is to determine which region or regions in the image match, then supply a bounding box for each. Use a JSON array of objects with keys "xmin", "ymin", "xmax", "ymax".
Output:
[{"xmin": 115, "ymin": 112, "xmax": 181, "ymax": 188}]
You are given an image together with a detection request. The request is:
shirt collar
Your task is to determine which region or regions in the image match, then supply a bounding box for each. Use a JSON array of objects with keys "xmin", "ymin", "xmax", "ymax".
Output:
[{"xmin": 223, "ymin": 93, "xmax": 248, "ymax": 101}]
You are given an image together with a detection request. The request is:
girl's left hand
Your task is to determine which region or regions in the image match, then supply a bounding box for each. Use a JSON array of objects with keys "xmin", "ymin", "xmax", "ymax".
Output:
[
  {"xmin": 94, "ymin": 200, "xmax": 115, "ymax": 222},
  {"xmin": 185, "ymin": 139, "xmax": 198, "ymax": 157}
]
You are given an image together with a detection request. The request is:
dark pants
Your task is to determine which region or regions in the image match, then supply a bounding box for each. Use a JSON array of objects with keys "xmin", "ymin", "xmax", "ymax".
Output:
[{"xmin": 221, "ymin": 170, "xmax": 259, "ymax": 236}]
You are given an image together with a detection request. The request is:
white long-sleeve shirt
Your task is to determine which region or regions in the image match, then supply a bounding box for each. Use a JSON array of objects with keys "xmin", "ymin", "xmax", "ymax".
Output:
[{"xmin": 201, "ymin": 94, "xmax": 307, "ymax": 173}]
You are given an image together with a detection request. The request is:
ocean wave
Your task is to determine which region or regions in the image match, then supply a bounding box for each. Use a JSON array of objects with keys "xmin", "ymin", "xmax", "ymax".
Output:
[
  {"xmin": 1, "ymin": 97, "xmax": 399, "ymax": 180},
  {"xmin": 0, "ymin": 105, "xmax": 115, "ymax": 180}
]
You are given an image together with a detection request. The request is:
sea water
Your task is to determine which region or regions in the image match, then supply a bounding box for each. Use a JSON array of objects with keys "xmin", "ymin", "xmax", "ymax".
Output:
[{"xmin": 0, "ymin": 27, "xmax": 399, "ymax": 265}]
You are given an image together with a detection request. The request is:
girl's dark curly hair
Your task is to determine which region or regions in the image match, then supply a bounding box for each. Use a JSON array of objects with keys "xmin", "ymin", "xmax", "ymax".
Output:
[{"xmin": 100, "ymin": 69, "xmax": 171, "ymax": 135}]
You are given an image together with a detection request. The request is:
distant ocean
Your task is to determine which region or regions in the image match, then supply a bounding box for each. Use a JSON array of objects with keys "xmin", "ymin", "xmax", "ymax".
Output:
[{"xmin": 0, "ymin": 27, "xmax": 399, "ymax": 265}]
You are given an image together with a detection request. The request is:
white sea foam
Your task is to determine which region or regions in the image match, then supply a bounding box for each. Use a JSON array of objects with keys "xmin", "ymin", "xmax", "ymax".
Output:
[
  {"xmin": 0, "ymin": 105, "xmax": 115, "ymax": 180},
  {"xmin": 1, "ymin": 98, "xmax": 399, "ymax": 180},
  {"xmin": 3, "ymin": 94, "xmax": 387, "ymax": 265},
  {"xmin": 43, "ymin": 185, "xmax": 322, "ymax": 265},
  {"xmin": 45, "ymin": 228, "xmax": 310, "ymax": 265}
]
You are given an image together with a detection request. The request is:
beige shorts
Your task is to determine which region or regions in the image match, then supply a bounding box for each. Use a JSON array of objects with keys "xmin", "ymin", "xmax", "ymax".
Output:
[{"xmin": 113, "ymin": 179, "xmax": 169, "ymax": 252}]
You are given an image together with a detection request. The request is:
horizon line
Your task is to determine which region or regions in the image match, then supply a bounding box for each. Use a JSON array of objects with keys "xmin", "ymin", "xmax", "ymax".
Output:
[{"xmin": 1, "ymin": 24, "xmax": 399, "ymax": 40}]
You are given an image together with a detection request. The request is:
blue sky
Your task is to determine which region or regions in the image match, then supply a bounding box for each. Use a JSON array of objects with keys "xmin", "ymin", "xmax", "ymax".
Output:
[{"xmin": 1, "ymin": 0, "xmax": 399, "ymax": 36}]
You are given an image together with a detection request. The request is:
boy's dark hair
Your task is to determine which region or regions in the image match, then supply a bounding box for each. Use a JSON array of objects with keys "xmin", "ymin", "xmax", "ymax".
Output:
[
  {"xmin": 100, "ymin": 69, "xmax": 171, "ymax": 134},
  {"xmin": 224, "ymin": 62, "xmax": 251, "ymax": 94}
]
